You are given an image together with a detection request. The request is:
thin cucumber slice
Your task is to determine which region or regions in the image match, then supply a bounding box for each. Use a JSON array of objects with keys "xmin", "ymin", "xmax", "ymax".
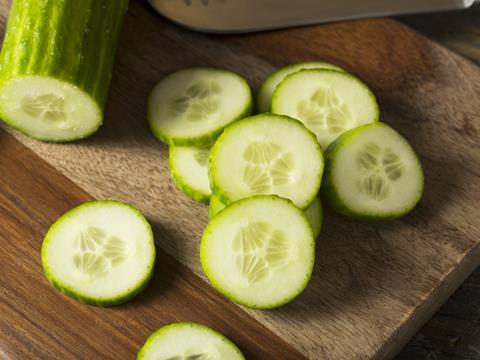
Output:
[
  {"xmin": 208, "ymin": 193, "xmax": 226, "ymax": 220},
  {"xmin": 305, "ymin": 197, "xmax": 323, "ymax": 239},
  {"xmin": 169, "ymin": 145, "xmax": 212, "ymax": 204},
  {"xmin": 201, "ymin": 195, "xmax": 315, "ymax": 309},
  {"xmin": 257, "ymin": 61, "xmax": 345, "ymax": 113},
  {"xmin": 0, "ymin": 0, "xmax": 128, "ymax": 142},
  {"xmin": 271, "ymin": 69, "xmax": 379, "ymax": 150},
  {"xmin": 322, "ymin": 122, "xmax": 424, "ymax": 220},
  {"xmin": 210, "ymin": 114, "xmax": 324, "ymax": 209},
  {"xmin": 209, "ymin": 193, "xmax": 323, "ymax": 239},
  {"xmin": 41, "ymin": 200, "xmax": 156, "ymax": 306},
  {"xmin": 137, "ymin": 322, "xmax": 244, "ymax": 360},
  {"xmin": 148, "ymin": 68, "xmax": 252, "ymax": 146}
]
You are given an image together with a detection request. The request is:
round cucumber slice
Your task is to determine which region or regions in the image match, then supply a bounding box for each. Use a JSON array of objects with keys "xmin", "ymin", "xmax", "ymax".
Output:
[
  {"xmin": 208, "ymin": 193, "xmax": 226, "ymax": 220},
  {"xmin": 169, "ymin": 145, "xmax": 211, "ymax": 204},
  {"xmin": 257, "ymin": 61, "xmax": 345, "ymax": 113},
  {"xmin": 137, "ymin": 322, "xmax": 244, "ymax": 360},
  {"xmin": 209, "ymin": 193, "xmax": 323, "ymax": 239},
  {"xmin": 0, "ymin": 77, "xmax": 102, "ymax": 142},
  {"xmin": 305, "ymin": 197, "xmax": 323, "ymax": 239},
  {"xmin": 148, "ymin": 68, "xmax": 252, "ymax": 146},
  {"xmin": 210, "ymin": 114, "xmax": 324, "ymax": 209},
  {"xmin": 322, "ymin": 122, "xmax": 424, "ymax": 220},
  {"xmin": 41, "ymin": 200, "xmax": 156, "ymax": 306},
  {"xmin": 201, "ymin": 195, "xmax": 315, "ymax": 309},
  {"xmin": 271, "ymin": 69, "xmax": 379, "ymax": 150}
]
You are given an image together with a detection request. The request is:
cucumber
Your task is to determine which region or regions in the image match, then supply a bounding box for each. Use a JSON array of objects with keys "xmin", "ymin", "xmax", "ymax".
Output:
[
  {"xmin": 208, "ymin": 193, "xmax": 226, "ymax": 220},
  {"xmin": 271, "ymin": 69, "xmax": 379, "ymax": 150},
  {"xmin": 305, "ymin": 197, "xmax": 323, "ymax": 239},
  {"xmin": 148, "ymin": 68, "xmax": 252, "ymax": 146},
  {"xmin": 209, "ymin": 193, "xmax": 323, "ymax": 239},
  {"xmin": 169, "ymin": 145, "xmax": 211, "ymax": 204},
  {"xmin": 257, "ymin": 61, "xmax": 344, "ymax": 113},
  {"xmin": 138, "ymin": 322, "xmax": 244, "ymax": 360},
  {"xmin": 0, "ymin": 0, "xmax": 129, "ymax": 142},
  {"xmin": 41, "ymin": 200, "xmax": 156, "ymax": 306},
  {"xmin": 210, "ymin": 114, "xmax": 324, "ymax": 209},
  {"xmin": 201, "ymin": 195, "xmax": 315, "ymax": 309},
  {"xmin": 322, "ymin": 122, "xmax": 424, "ymax": 220}
]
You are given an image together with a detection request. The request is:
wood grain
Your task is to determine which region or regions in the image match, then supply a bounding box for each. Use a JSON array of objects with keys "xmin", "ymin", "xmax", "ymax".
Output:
[
  {"xmin": 1, "ymin": 0, "xmax": 480, "ymax": 359},
  {"xmin": 0, "ymin": 127, "xmax": 306, "ymax": 359}
]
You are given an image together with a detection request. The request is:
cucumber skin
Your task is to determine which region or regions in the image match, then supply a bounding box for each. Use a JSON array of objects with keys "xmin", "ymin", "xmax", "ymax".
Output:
[
  {"xmin": 209, "ymin": 113, "xmax": 324, "ymax": 210},
  {"xmin": 208, "ymin": 192, "xmax": 226, "ymax": 219},
  {"xmin": 256, "ymin": 61, "xmax": 345, "ymax": 113},
  {"xmin": 137, "ymin": 322, "xmax": 245, "ymax": 360},
  {"xmin": 201, "ymin": 195, "xmax": 315, "ymax": 310},
  {"xmin": 168, "ymin": 146, "xmax": 211, "ymax": 204},
  {"xmin": 0, "ymin": 0, "xmax": 129, "ymax": 141},
  {"xmin": 41, "ymin": 200, "xmax": 156, "ymax": 307},
  {"xmin": 148, "ymin": 67, "xmax": 253, "ymax": 147},
  {"xmin": 321, "ymin": 123, "xmax": 424, "ymax": 221}
]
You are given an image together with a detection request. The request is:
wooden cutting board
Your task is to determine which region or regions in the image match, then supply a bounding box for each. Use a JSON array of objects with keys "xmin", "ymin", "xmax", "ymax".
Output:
[{"xmin": 1, "ymin": 1, "xmax": 480, "ymax": 359}]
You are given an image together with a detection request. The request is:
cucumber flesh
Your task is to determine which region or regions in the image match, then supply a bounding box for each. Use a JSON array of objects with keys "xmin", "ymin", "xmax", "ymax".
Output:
[
  {"xmin": 137, "ymin": 322, "xmax": 244, "ymax": 360},
  {"xmin": 148, "ymin": 68, "xmax": 252, "ymax": 146},
  {"xmin": 305, "ymin": 197, "xmax": 323, "ymax": 239},
  {"xmin": 169, "ymin": 145, "xmax": 212, "ymax": 204},
  {"xmin": 257, "ymin": 61, "xmax": 344, "ymax": 113},
  {"xmin": 41, "ymin": 200, "xmax": 156, "ymax": 306},
  {"xmin": 210, "ymin": 193, "xmax": 323, "ymax": 239},
  {"xmin": 210, "ymin": 114, "xmax": 324, "ymax": 209},
  {"xmin": 272, "ymin": 69, "xmax": 379, "ymax": 150},
  {"xmin": 201, "ymin": 195, "xmax": 315, "ymax": 309},
  {"xmin": 0, "ymin": 0, "xmax": 128, "ymax": 141},
  {"xmin": 322, "ymin": 122, "xmax": 424, "ymax": 220}
]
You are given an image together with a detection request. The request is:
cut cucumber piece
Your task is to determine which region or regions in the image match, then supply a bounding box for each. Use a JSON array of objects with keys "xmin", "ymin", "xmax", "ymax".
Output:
[
  {"xmin": 148, "ymin": 68, "xmax": 252, "ymax": 146},
  {"xmin": 201, "ymin": 195, "xmax": 315, "ymax": 309},
  {"xmin": 322, "ymin": 122, "xmax": 424, "ymax": 220},
  {"xmin": 209, "ymin": 193, "xmax": 226, "ymax": 220},
  {"xmin": 41, "ymin": 200, "xmax": 156, "ymax": 306},
  {"xmin": 209, "ymin": 193, "xmax": 323, "ymax": 239},
  {"xmin": 305, "ymin": 197, "xmax": 323, "ymax": 239},
  {"xmin": 138, "ymin": 322, "xmax": 244, "ymax": 360},
  {"xmin": 271, "ymin": 69, "xmax": 379, "ymax": 150},
  {"xmin": 257, "ymin": 61, "xmax": 345, "ymax": 113},
  {"xmin": 0, "ymin": 0, "xmax": 128, "ymax": 142},
  {"xmin": 210, "ymin": 114, "xmax": 324, "ymax": 209},
  {"xmin": 169, "ymin": 145, "xmax": 211, "ymax": 204}
]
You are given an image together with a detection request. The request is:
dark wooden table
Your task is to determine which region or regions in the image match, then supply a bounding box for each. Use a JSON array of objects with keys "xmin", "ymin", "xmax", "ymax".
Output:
[{"xmin": 396, "ymin": 4, "xmax": 480, "ymax": 359}]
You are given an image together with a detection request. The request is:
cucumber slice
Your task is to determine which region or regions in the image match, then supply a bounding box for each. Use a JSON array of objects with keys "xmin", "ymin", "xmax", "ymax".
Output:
[
  {"xmin": 41, "ymin": 200, "xmax": 156, "ymax": 306},
  {"xmin": 201, "ymin": 195, "xmax": 315, "ymax": 309},
  {"xmin": 148, "ymin": 68, "xmax": 252, "ymax": 146},
  {"xmin": 208, "ymin": 193, "xmax": 226, "ymax": 220},
  {"xmin": 169, "ymin": 145, "xmax": 212, "ymax": 204},
  {"xmin": 257, "ymin": 61, "xmax": 345, "ymax": 113},
  {"xmin": 210, "ymin": 114, "xmax": 324, "ymax": 209},
  {"xmin": 209, "ymin": 193, "xmax": 323, "ymax": 239},
  {"xmin": 271, "ymin": 69, "xmax": 379, "ymax": 150},
  {"xmin": 138, "ymin": 322, "xmax": 244, "ymax": 360},
  {"xmin": 305, "ymin": 197, "xmax": 323, "ymax": 239},
  {"xmin": 322, "ymin": 122, "xmax": 424, "ymax": 220},
  {"xmin": 0, "ymin": 0, "xmax": 128, "ymax": 142}
]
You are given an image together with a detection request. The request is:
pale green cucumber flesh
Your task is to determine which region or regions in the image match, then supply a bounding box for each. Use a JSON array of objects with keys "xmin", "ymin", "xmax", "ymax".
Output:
[
  {"xmin": 41, "ymin": 200, "xmax": 156, "ymax": 307},
  {"xmin": 271, "ymin": 69, "xmax": 379, "ymax": 150},
  {"xmin": 137, "ymin": 322, "xmax": 245, "ymax": 360},
  {"xmin": 257, "ymin": 61, "xmax": 345, "ymax": 113},
  {"xmin": 201, "ymin": 195, "xmax": 315, "ymax": 309},
  {"xmin": 305, "ymin": 197, "xmax": 323, "ymax": 239},
  {"xmin": 148, "ymin": 67, "xmax": 252, "ymax": 146},
  {"xmin": 210, "ymin": 114, "xmax": 324, "ymax": 209},
  {"xmin": 169, "ymin": 145, "xmax": 212, "ymax": 204},
  {"xmin": 0, "ymin": 0, "xmax": 128, "ymax": 142},
  {"xmin": 322, "ymin": 122, "xmax": 424, "ymax": 220}
]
